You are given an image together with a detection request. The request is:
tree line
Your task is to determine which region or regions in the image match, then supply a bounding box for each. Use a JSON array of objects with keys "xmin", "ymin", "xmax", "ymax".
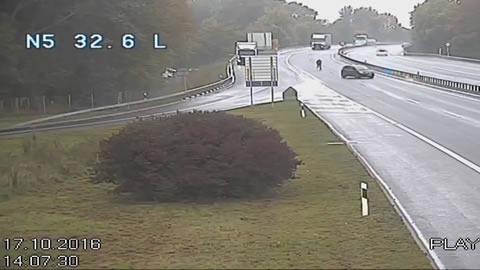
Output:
[
  {"xmin": 410, "ymin": 0, "xmax": 480, "ymax": 58},
  {"xmin": 0, "ymin": 0, "xmax": 410, "ymax": 112}
]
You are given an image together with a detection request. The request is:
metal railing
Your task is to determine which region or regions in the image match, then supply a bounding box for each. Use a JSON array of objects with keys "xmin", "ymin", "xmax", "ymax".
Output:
[
  {"xmin": 338, "ymin": 46, "xmax": 480, "ymax": 95},
  {"xmin": 403, "ymin": 51, "xmax": 480, "ymax": 64},
  {"xmin": 0, "ymin": 57, "xmax": 237, "ymax": 134},
  {"xmin": 12, "ymin": 56, "xmax": 237, "ymax": 129}
]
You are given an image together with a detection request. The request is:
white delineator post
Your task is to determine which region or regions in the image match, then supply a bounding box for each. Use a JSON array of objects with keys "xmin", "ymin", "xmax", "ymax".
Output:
[
  {"xmin": 300, "ymin": 103, "xmax": 306, "ymax": 118},
  {"xmin": 361, "ymin": 182, "xmax": 369, "ymax": 217}
]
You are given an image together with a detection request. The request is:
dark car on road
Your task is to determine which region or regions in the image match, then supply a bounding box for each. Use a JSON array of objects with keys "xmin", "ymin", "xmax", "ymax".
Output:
[{"xmin": 341, "ymin": 65, "xmax": 375, "ymax": 79}]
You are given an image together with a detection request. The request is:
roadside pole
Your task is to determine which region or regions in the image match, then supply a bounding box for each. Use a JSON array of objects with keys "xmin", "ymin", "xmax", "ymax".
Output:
[
  {"xmin": 270, "ymin": 56, "xmax": 274, "ymax": 107},
  {"xmin": 249, "ymin": 56, "xmax": 254, "ymax": 106},
  {"xmin": 361, "ymin": 182, "xmax": 369, "ymax": 217},
  {"xmin": 42, "ymin": 96, "xmax": 47, "ymax": 114}
]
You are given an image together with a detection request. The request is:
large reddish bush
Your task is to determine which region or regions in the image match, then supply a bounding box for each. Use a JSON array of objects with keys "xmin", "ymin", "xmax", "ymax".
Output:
[{"xmin": 93, "ymin": 111, "xmax": 299, "ymax": 202}]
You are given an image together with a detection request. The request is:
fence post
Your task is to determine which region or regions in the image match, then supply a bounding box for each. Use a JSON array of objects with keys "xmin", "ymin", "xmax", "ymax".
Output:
[
  {"xmin": 14, "ymin": 97, "xmax": 20, "ymax": 113},
  {"xmin": 117, "ymin": 91, "xmax": 122, "ymax": 104},
  {"xmin": 42, "ymin": 96, "xmax": 47, "ymax": 114}
]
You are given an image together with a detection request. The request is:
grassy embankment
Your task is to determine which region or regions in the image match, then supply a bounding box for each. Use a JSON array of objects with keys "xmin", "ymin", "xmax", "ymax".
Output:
[
  {"xmin": 0, "ymin": 102, "xmax": 432, "ymax": 269},
  {"xmin": 0, "ymin": 114, "xmax": 50, "ymax": 130}
]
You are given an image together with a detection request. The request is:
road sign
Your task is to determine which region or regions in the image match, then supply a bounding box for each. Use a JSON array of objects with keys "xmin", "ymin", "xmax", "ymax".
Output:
[{"xmin": 245, "ymin": 55, "xmax": 278, "ymax": 87}]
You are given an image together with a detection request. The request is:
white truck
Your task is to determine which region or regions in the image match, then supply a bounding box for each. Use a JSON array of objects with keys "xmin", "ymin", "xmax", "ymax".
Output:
[
  {"xmin": 311, "ymin": 33, "xmax": 332, "ymax": 50},
  {"xmin": 354, "ymin": 34, "xmax": 368, "ymax": 46},
  {"xmin": 247, "ymin": 32, "xmax": 276, "ymax": 55},
  {"xmin": 235, "ymin": 42, "xmax": 258, "ymax": 66}
]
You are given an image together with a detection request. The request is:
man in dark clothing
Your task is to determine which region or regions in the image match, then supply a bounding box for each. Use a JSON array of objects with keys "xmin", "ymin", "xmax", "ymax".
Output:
[{"xmin": 316, "ymin": 59, "xmax": 322, "ymax": 70}]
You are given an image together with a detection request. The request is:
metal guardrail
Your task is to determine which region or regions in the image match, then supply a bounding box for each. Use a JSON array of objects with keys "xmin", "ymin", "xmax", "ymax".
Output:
[
  {"xmin": 404, "ymin": 51, "xmax": 480, "ymax": 64},
  {"xmin": 339, "ymin": 46, "xmax": 480, "ymax": 95},
  {"xmin": 13, "ymin": 56, "xmax": 237, "ymax": 128},
  {"xmin": 0, "ymin": 57, "xmax": 237, "ymax": 135}
]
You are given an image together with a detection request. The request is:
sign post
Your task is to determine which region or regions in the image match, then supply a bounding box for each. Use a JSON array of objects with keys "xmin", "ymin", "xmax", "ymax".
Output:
[
  {"xmin": 270, "ymin": 56, "xmax": 274, "ymax": 106},
  {"xmin": 245, "ymin": 55, "xmax": 279, "ymax": 107},
  {"xmin": 249, "ymin": 56, "xmax": 254, "ymax": 106}
]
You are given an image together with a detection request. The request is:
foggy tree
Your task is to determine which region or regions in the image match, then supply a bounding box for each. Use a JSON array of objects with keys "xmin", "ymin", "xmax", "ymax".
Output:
[
  {"xmin": 410, "ymin": 0, "xmax": 454, "ymax": 54},
  {"xmin": 0, "ymin": 0, "xmax": 195, "ymax": 109}
]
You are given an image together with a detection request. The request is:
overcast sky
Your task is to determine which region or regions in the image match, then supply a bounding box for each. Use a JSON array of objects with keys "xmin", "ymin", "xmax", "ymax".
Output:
[{"xmin": 289, "ymin": 0, "xmax": 425, "ymax": 27}]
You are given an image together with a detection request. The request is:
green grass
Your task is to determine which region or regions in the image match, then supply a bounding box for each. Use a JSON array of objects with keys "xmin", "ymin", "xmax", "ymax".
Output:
[
  {"xmin": 0, "ymin": 114, "xmax": 49, "ymax": 130},
  {"xmin": 0, "ymin": 102, "xmax": 432, "ymax": 269}
]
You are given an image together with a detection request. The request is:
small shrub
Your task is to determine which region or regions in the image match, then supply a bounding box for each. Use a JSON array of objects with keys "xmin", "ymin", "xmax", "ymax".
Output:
[{"xmin": 93, "ymin": 111, "xmax": 299, "ymax": 202}]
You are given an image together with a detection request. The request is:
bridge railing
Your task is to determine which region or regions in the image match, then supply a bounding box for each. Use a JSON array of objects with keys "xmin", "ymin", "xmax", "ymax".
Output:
[{"xmin": 338, "ymin": 46, "xmax": 480, "ymax": 96}]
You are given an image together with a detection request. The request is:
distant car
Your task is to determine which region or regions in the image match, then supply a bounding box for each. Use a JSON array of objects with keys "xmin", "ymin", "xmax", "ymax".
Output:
[
  {"xmin": 341, "ymin": 65, "xmax": 375, "ymax": 79},
  {"xmin": 162, "ymin": 67, "xmax": 177, "ymax": 78},
  {"xmin": 401, "ymin": 42, "xmax": 412, "ymax": 49},
  {"xmin": 376, "ymin": 48, "xmax": 388, "ymax": 56}
]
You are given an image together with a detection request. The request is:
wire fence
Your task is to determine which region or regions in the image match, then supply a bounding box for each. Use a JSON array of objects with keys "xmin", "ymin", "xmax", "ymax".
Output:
[{"xmin": 0, "ymin": 91, "xmax": 152, "ymax": 115}]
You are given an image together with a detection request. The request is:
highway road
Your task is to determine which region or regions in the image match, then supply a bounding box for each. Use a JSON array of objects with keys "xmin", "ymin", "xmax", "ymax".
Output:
[
  {"xmin": 288, "ymin": 48, "xmax": 480, "ymax": 269},
  {"xmin": 346, "ymin": 45, "xmax": 480, "ymax": 85},
  {"xmin": 2, "ymin": 46, "xmax": 480, "ymax": 268}
]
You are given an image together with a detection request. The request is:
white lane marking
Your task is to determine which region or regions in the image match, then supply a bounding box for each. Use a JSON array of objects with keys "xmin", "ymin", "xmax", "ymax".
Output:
[
  {"xmin": 406, "ymin": 99, "xmax": 420, "ymax": 104},
  {"xmin": 376, "ymin": 72, "xmax": 480, "ymax": 101},
  {"xmin": 368, "ymin": 84, "xmax": 421, "ymax": 105},
  {"xmin": 370, "ymin": 81, "xmax": 480, "ymax": 127},
  {"xmin": 384, "ymin": 134, "xmax": 403, "ymax": 137},
  {"xmin": 335, "ymin": 48, "xmax": 480, "ymax": 103},
  {"xmin": 350, "ymin": 46, "xmax": 480, "ymax": 83},
  {"xmin": 392, "ymin": 56, "xmax": 480, "ymax": 75},
  {"xmin": 373, "ymin": 78, "xmax": 480, "ymax": 115},
  {"xmin": 355, "ymin": 45, "xmax": 480, "ymax": 73},
  {"xmin": 323, "ymin": 50, "xmax": 480, "ymax": 130},
  {"xmin": 371, "ymin": 108, "xmax": 480, "ymax": 174},
  {"xmin": 302, "ymin": 94, "xmax": 447, "ymax": 270},
  {"xmin": 442, "ymin": 110, "xmax": 480, "ymax": 127}
]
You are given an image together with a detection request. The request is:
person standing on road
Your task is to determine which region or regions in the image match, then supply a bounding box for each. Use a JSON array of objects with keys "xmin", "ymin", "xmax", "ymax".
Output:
[{"xmin": 316, "ymin": 59, "xmax": 322, "ymax": 70}]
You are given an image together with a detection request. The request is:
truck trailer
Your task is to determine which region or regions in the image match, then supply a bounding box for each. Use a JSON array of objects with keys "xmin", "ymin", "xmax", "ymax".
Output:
[
  {"xmin": 235, "ymin": 42, "xmax": 257, "ymax": 66},
  {"xmin": 247, "ymin": 32, "xmax": 276, "ymax": 55},
  {"xmin": 311, "ymin": 33, "xmax": 332, "ymax": 50}
]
